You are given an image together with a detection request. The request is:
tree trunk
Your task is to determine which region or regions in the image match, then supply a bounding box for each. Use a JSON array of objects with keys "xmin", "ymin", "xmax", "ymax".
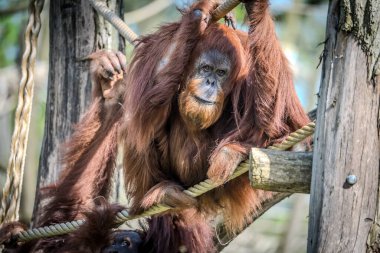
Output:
[
  {"xmin": 307, "ymin": 0, "xmax": 380, "ymax": 252},
  {"xmin": 32, "ymin": 0, "xmax": 124, "ymax": 223}
]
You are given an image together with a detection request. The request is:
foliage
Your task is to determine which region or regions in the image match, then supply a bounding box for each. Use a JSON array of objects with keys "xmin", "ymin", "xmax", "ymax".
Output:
[{"xmin": 0, "ymin": 2, "xmax": 27, "ymax": 68}]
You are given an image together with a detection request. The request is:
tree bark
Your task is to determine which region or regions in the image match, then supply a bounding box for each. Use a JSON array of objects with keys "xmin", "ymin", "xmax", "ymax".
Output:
[
  {"xmin": 307, "ymin": 0, "xmax": 380, "ymax": 252},
  {"xmin": 32, "ymin": 0, "xmax": 124, "ymax": 223}
]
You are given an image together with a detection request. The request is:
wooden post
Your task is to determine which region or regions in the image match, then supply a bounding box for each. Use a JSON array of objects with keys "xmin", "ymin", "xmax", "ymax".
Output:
[
  {"xmin": 32, "ymin": 0, "xmax": 124, "ymax": 223},
  {"xmin": 308, "ymin": 0, "xmax": 380, "ymax": 252}
]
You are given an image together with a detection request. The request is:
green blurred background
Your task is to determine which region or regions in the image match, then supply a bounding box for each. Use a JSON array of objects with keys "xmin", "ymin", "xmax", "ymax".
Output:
[{"xmin": 0, "ymin": 0, "xmax": 327, "ymax": 252}]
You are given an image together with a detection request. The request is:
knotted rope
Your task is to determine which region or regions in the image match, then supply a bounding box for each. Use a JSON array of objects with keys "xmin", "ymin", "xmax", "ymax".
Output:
[{"xmin": 0, "ymin": 0, "xmax": 45, "ymax": 224}]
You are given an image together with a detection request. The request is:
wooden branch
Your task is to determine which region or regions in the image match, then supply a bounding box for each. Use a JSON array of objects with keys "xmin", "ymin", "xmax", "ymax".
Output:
[
  {"xmin": 211, "ymin": 0, "xmax": 240, "ymax": 21},
  {"xmin": 215, "ymin": 192, "xmax": 291, "ymax": 251},
  {"xmin": 249, "ymin": 148, "xmax": 312, "ymax": 193}
]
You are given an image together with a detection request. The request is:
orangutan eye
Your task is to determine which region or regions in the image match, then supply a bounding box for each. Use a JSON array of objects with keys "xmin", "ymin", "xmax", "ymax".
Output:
[
  {"xmin": 216, "ymin": 69, "xmax": 226, "ymax": 77},
  {"xmin": 201, "ymin": 65, "xmax": 212, "ymax": 72}
]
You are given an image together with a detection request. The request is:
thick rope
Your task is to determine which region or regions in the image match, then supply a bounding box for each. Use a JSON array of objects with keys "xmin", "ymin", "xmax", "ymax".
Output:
[
  {"xmin": 89, "ymin": 0, "xmax": 243, "ymax": 46},
  {"xmin": 88, "ymin": 0, "xmax": 139, "ymax": 45},
  {"xmin": 0, "ymin": 0, "xmax": 44, "ymax": 224},
  {"xmin": 16, "ymin": 122, "xmax": 315, "ymax": 242},
  {"xmin": 268, "ymin": 122, "xmax": 315, "ymax": 151}
]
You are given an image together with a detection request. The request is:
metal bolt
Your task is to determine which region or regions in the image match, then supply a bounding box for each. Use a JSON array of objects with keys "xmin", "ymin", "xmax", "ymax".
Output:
[{"xmin": 346, "ymin": 174, "xmax": 357, "ymax": 185}]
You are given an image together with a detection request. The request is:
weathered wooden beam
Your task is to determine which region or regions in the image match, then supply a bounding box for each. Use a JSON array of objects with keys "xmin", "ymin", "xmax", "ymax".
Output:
[
  {"xmin": 32, "ymin": 0, "xmax": 124, "ymax": 225},
  {"xmin": 307, "ymin": 0, "xmax": 380, "ymax": 252},
  {"xmin": 217, "ymin": 149, "xmax": 313, "ymax": 251},
  {"xmin": 249, "ymin": 148, "xmax": 312, "ymax": 194},
  {"xmin": 216, "ymin": 108, "xmax": 317, "ymax": 251}
]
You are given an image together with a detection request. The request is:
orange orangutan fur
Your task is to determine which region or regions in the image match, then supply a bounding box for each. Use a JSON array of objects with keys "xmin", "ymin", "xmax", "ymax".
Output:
[{"xmin": 5, "ymin": 1, "xmax": 310, "ymax": 252}]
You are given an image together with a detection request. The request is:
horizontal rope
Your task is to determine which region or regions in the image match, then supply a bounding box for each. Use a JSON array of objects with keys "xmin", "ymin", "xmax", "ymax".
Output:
[{"xmin": 16, "ymin": 121, "xmax": 315, "ymax": 242}]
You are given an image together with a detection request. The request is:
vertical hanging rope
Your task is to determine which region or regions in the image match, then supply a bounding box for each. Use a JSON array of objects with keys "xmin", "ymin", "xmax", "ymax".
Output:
[{"xmin": 0, "ymin": 0, "xmax": 45, "ymax": 223}]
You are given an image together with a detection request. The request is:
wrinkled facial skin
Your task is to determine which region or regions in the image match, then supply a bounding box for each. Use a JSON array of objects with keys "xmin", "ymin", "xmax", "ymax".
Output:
[
  {"xmin": 192, "ymin": 50, "xmax": 230, "ymax": 104},
  {"xmin": 102, "ymin": 231, "xmax": 142, "ymax": 253},
  {"xmin": 179, "ymin": 50, "xmax": 231, "ymax": 130}
]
